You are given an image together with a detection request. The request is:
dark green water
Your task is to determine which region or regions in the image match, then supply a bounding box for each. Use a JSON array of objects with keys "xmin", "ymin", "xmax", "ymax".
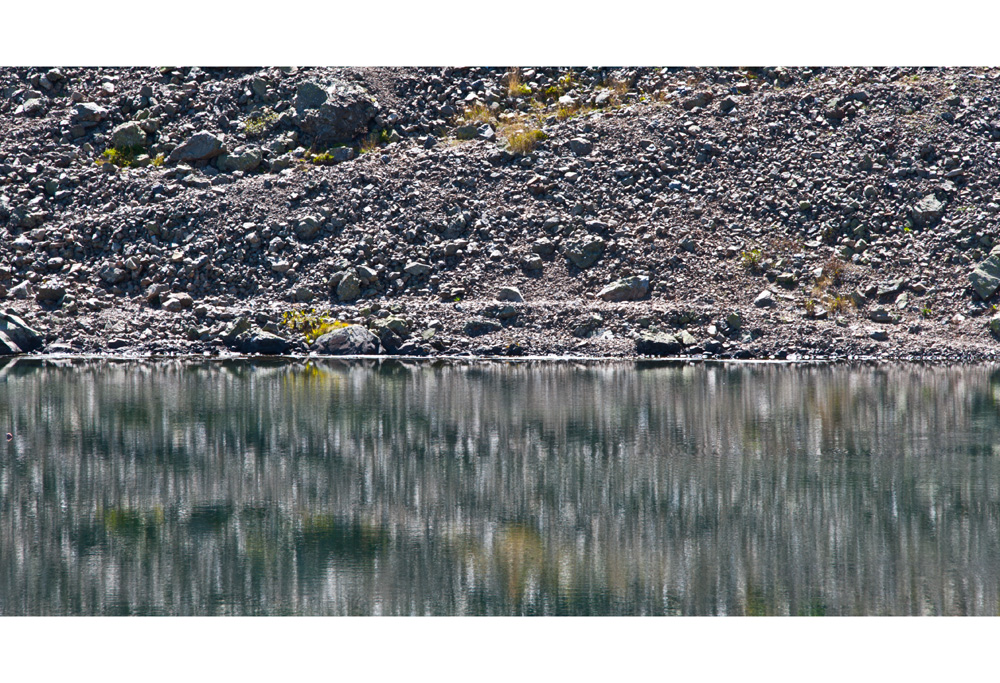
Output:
[{"xmin": 1, "ymin": 358, "xmax": 1000, "ymax": 615}]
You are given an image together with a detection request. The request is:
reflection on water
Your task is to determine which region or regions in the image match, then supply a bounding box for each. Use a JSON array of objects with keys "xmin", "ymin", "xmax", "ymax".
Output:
[{"xmin": 2, "ymin": 358, "xmax": 1000, "ymax": 615}]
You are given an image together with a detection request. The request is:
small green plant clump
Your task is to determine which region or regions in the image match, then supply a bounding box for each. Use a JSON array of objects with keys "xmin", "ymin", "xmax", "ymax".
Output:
[
  {"xmin": 99, "ymin": 145, "xmax": 145, "ymax": 168},
  {"xmin": 359, "ymin": 128, "xmax": 392, "ymax": 155},
  {"xmin": 245, "ymin": 109, "xmax": 279, "ymax": 137},
  {"xmin": 305, "ymin": 146, "xmax": 346, "ymax": 165},
  {"xmin": 150, "ymin": 153, "xmax": 165, "ymax": 167},
  {"xmin": 505, "ymin": 68, "xmax": 532, "ymax": 97},
  {"xmin": 740, "ymin": 248, "xmax": 764, "ymax": 272},
  {"xmin": 281, "ymin": 309, "xmax": 349, "ymax": 344}
]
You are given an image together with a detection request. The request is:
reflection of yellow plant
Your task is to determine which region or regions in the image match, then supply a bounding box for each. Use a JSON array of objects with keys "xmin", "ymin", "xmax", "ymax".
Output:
[
  {"xmin": 494, "ymin": 524, "xmax": 544, "ymax": 602},
  {"xmin": 281, "ymin": 309, "xmax": 349, "ymax": 343}
]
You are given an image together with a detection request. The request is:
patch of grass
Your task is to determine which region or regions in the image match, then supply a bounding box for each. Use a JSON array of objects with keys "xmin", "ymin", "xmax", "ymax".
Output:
[
  {"xmin": 505, "ymin": 68, "xmax": 531, "ymax": 97},
  {"xmin": 359, "ymin": 128, "xmax": 391, "ymax": 155},
  {"xmin": 281, "ymin": 308, "xmax": 350, "ymax": 344},
  {"xmin": 245, "ymin": 109, "xmax": 279, "ymax": 137},
  {"xmin": 504, "ymin": 127, "xmax": 547, "ymax": 155},
  {"xmin": 828, "ymin": 294, "xmax": 854, "ymax": 313},
  {"xmin": 921, "ymin": 306, "xmax": 933, "ymax": 318},
  {"xmin": 150, "ymin": 153, "xmax": 165, "ymax": 167},
  {"xmin": 460, "ymin": 102, "xmax": 498, "ymax": 126},
  {"xmin": 555, "ymin": 102, "xmax": 595, "ymax": 120}
]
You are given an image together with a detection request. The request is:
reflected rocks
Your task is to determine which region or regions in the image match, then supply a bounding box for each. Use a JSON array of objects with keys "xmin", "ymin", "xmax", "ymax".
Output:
[{"xmin": 3, "ymin": 361, "xmax": 1000, "ymax": 614}]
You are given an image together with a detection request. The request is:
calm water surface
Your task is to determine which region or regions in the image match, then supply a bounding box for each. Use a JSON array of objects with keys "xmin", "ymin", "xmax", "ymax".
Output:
[{"xmin": 2, "ymin": 358, "xmax": 999, "ymax": 615}]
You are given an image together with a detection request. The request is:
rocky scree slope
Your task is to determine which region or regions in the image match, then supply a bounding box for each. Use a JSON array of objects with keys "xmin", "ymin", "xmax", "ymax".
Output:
[{"xmin": 3, "ymin": 66, "xmax": 1000, "ymax": 360}]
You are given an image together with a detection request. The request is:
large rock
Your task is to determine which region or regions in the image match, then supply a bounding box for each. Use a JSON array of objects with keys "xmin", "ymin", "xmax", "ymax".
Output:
[
  {"xmin": 216, "ymin": 146, "xmax": 261, "ymax": 173},
  {"xmin": 636, "ymin": 331, "xmax": 681, "ymax": 356},
  {"xmin": 313, "ymin": 325, "xmax": 380, "ymax": 355},
  {"xmin": 294, "ymin": 81, "xmax": 379, "ymax": 145},
  {"xmin": 597, "ymin": 275, "xmax": 649, "ymax": 302},
  {"xmin": 0, "ymin": 310, "xmax": 43, "ymax": 355},
  {"xmin": 565, "ymin": 234, "xmax": 606, "ymax": 269},
  {"xmin": 167, "ymin": 131, "xmax": 224, "ymax": 163},
  {"xmin": 970, "ymin": 245, "xmax": 1000, "ymax": 300},
  {"xmin": 110, "ymin": 121, "xmax": 147, "ymax": 149},
  {"xmin": 911, "ymin": 194, "xmax": 945, "ymax": 227}
]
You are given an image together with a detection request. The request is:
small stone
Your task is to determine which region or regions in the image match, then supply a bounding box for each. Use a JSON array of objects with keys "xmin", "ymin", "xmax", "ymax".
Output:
[
  {"xmin": 597, "ymin": 275, "xmax": 650, "ymax": 302},
  {"xmin": 753, "ymin": 290, "xmax": 774, "ymax": 307},
  {"xmin": 568, "ymin": 138, "xmax": 593, "ymax": 156},
  {"xmin": 404, "ymin": 261, "xmax": 432, "ymax": 277},
  {"xmin": 497, "ymin": 287, "xmax": 524, "ymax": 302},
  {"xmin": 869, "ymin": 329, "xmax": 889, "ymax": 341},
  {"xmin": 161, "ymin": 293, "xmax": 194, "ymax": 312}
]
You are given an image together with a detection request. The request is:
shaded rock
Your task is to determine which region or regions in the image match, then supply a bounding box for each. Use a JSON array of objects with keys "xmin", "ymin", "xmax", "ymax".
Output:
[
  {"xmin": 597, "ymin": 275, "xmax": 649, "ymax": 302},
  {"xmin": 911, "ymin": 194, "xmax": 945, "ymax": 227},
  {"xmin": 99, "ymin": 264, "xmax": 129, "ymax": 285},
  {"xmin": 294, "ymin": 215, "xmax": 322, "ymax": 241},
  {"xmin": 337, "ymin": 272, "xmax": 361, "ymax": 301},
  {"xmin": 313, "ymin": 324, "xmax": 380, "ymax": 355},
  {"xmin": 167, "ymin": 131, "xmax": 223, "ymax": 163},
  {"xmin": 0, "ymin": 310, "xmax": 43, "ymax": 354},
  {"xmin": 34, "ymin": 280, "xmax": 66, "ymax": 304},
  {"xmin": 294, "ymin": 82, "xmax": 379, "ymax": 145},
  {"xmin": 565, "ymin": 234, "xmax": 606, "ymax": 269},
  {"xmin": 568, "ymin": 137, "xmax": 593, "ymax": 156},
  {"xmin": 239, "ymin": 331, "xmax": 292, "ymax": 355},
  {"xmin": 726, "ymin": 312, "xmax": 743, "ymax": 330},
  {"xmin": 869, "ymin": 329, "xmax": 889, "ymax": 341},
  {"xmin": 464, "ymin": 318, "xmax": 502, "ymax": 336},
  {"xmin": 216, "ymin": 146, "xmax": 261, "ymax": 173},
  {"xmin": 294, "ymin": 81, "xmax": 329, "ymax": 110},
  {"xmin": 636, "ymin": 331, "xmax": 681, "ymax": 356},
  {"xmin": 969, "ymin": 245, "xmax": 1000, "ymax": 300}
]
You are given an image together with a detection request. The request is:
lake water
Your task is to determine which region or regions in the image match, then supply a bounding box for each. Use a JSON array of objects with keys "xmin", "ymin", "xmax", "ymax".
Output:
[{"xmin": 1, "ymin": 358, "xmax": 999, "ymax": 615}]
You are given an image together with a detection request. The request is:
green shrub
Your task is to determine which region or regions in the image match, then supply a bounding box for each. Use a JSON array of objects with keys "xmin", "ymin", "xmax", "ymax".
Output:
[
  {"xmin": 281, "ymin": 308, "xmax": 349, "ymax": 344},
  {"xmin": 99, "ymin": 145, "xmax": 145, "ymax": 168},
  {"xmin": 245, "ymin": 109, "xmax": 279, "ymax": 137}
]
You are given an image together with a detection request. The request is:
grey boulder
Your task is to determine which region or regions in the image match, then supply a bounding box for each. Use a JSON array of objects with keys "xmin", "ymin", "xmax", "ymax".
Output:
[
  {"xmin": 597, "ymin": 275, "xmax": 649, "ymax": 302},
  {"xmin": 216, "ymin": 146, "xmax": 262, "ymax": 173},
  {"xmin": 970, "ymin": 245, "xmax": 1000, "ymax": 300},
  {"xmin": 565, "ymin": 234, "xmax": 606, "ymax": 269},
  {"xmin": 294, "ymin": 81, "xmax": 379, "ymax": 145},
  {"xmin": 110, "ymin": 121, "xmax": 147, "ymax": 149},
  {"xmin": 167, "ymin": 131, "xmax": 224, "ymax": 163},
  {"xmin": 313, "ymin": 325, "xmax": 380, "ymax": 355}
]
